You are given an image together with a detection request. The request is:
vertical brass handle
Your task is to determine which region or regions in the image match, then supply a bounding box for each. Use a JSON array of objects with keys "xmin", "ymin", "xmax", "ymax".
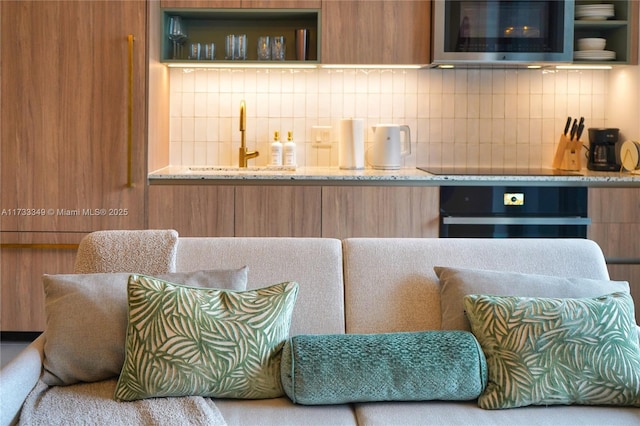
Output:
[{"xmin": 127, "ymin": 34, "xmax": 134, "ymax": 188}]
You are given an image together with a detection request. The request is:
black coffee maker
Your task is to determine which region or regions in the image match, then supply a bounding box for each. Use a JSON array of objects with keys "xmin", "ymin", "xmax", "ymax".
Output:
[{"xmin": 587, "ymin": 128, "xmax": 619, "ymax": 171}]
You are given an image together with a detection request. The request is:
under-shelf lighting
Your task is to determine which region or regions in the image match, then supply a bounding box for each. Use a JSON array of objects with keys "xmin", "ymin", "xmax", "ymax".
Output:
[
  {"xmin": 320, "ymin": 64, "xmax": 424, "ymax": 69},
  {"xmin": 556, "ymin": 64, "xmax": 613, "ymax": 70},
  {"xmin": 165, "ymin": 62, "xmax": 318, "ymax": 69}
]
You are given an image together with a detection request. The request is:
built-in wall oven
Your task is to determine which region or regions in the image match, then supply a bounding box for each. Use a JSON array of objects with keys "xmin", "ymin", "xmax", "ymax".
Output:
[{"xmin": 439, "ymin": 186, "xmax": 590, "ymax": 238}]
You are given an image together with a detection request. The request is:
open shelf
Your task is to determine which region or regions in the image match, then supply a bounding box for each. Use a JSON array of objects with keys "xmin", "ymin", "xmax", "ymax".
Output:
[
  {"xmin": 573, "ymin": 0, "xmax": 637, "ymax": 64},
  {"xmin": 161, "ymin": 9, "xmax": 320, "ymax": 65}
]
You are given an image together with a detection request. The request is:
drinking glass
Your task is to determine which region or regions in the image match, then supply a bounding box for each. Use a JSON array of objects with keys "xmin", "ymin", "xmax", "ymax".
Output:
[
  {"xmin": 203, "ymin": 43, "xmax": 215, "ymax": 60},
  {"xmin": 257, "ymin": 36, "xmax": 271, "ymax": 60},
  {"xmin": 235, "ymin": 34, "xmax": 247, "ymax": 60},
  {"xmin": 225, "ymin": 35, "xmax": 235, "ymax": 60},
  {"xmin": 167, "ymin": 16, "xmax": 187, "ymax": 59},
  {"xmin": 271, "ymin": 36, "xmax": 286, "ymax": 61},
  {"xmin": 188, "ymin": 43, "xmax": 202, "ymax": 60},
  {"xmin": 226, "ymin": 34, "xmax": 247, "ymax": 60}
]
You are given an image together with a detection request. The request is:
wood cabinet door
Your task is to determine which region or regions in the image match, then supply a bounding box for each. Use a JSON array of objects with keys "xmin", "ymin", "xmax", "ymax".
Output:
[
  {"xmin": 148, "ymin": 185, "xmax": 235, "ymax": 237},
  {"xmin": 321, "ymin": 186, "xmax": 439, "ymax": 238},
  {"xmin": 588, "ymin": 187, "xmax": 640, "ymax": 322},
  {"xmin": 588, "ymin": 188, "xmax": 640, "ymax": 259},
  {"xmin": 235, "ymin": 186, "xmax": 322, "ymax": 237},
  {"xmin": 1, "ymin": 1, "xmax": 146, "ymax": 232},
  {"xmin": 1, "ymin": 232, "xmax": 81, "ymax": 332},
  {"xmin": 321, "ymin": 0, "xmax": 430, "ymax": 64}
]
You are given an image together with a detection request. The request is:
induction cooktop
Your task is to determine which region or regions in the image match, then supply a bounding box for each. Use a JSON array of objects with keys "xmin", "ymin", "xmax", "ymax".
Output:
[{"xmin": 417, "ymin": 167, "xmax": 583, "ymax": 176}]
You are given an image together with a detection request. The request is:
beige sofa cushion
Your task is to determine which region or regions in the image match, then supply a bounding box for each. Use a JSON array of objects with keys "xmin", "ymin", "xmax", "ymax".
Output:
[
  {"xmin": 74, "ymin": 229, "xmax": 178, "ymax": 274},
  {"xmin": 342, "ymin": 238, "xmax": 610, "ymax": 334},
  {"xmin": 42, "ymin": 269, "xmax": 247, "ymax": 386},
  {"xmin": 436, "ymin": 266, "xmax": 630, "ymax": 331},
  {"xmin": 175, "ymin": 238, "xmax": 345, "ymax": 336}
]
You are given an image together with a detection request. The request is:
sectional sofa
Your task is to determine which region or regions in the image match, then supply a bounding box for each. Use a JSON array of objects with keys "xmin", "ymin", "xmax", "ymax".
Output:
[{"xmin": 1, "ymin": 231, "xmax": 639, "ymax": 425}]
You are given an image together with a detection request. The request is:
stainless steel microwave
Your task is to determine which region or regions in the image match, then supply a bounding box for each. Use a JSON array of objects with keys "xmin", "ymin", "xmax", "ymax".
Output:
[{"xmin": 432, "ymin": 0, "xmax": 575, "ymax": 65}]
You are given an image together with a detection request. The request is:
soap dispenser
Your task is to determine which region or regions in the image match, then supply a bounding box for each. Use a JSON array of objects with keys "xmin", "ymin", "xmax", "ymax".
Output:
[
  {"xmin": 270, "ymin": 131, "xmax": 283, "ymax": 166},
  {"xmin": 284, "ymin": 131, "xmax": 296, "ymax": 167}
]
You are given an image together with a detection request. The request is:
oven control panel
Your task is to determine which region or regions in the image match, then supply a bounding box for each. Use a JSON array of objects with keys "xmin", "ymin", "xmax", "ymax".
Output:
[{"xmin": 504, "ymin": 193, "xmax": 524, "ymax": 206}]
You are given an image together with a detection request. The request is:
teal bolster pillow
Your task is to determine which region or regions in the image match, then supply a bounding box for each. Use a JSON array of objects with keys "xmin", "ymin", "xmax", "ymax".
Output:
[{"xmin": 281, "ymin": 330, "xmax": 487, "ymax": 405}]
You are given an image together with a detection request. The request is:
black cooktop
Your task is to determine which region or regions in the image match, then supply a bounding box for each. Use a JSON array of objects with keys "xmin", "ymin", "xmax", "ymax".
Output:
[{"xmin": 417, "ymin": 167, "xmax": 583, "ymax": 176}]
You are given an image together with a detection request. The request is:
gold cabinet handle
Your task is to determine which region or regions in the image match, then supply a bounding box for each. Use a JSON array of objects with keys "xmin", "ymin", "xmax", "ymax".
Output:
[{"xmin": 127, "ymin": 34, "xmax": 134, "ymax": 188}]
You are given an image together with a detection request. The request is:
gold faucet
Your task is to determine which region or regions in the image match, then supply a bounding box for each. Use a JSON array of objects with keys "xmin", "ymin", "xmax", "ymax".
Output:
[{"xmin": 239, "ymin": 100, "xmax": 259, "ymax": 167}]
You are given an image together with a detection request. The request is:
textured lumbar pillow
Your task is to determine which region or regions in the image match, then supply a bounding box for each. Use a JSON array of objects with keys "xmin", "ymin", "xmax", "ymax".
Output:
[
  {"xmin": 41, "ymin": 268, "xmax": 248, "ymax": 386},
  {"xmin": 114, "ymin": 275, "xmax": 298, "ymax": 401},
  {"xmin": 435, "ymin": 266, "xmax": 629, "ymax": 331},
  {"xmin": 281, "ymin": 330, "xmax": 487, "ymax": 405},
  {"xmin": 464, "ymin": 292, "xmax": 640, "ymax": 409}
]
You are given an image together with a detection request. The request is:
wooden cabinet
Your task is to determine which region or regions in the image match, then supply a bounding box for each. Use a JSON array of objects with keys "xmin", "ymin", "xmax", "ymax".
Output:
[
  {"xmin": 1, "ymin": 1, "xmax": 147, "ymax": 233},
  {"xmin": 148, "ymin": 185, "xmax": 235, "ymax": 237},
  {"xmin": 235, "ymin": 186, "xmax": 322, "ymax": 237},
  {"xmin": 588, "ymin": 187, "xmax": 640, "ymax": 322},
  {"xmin": 574, "ymin": 0, "xmax": 639, "ymax": 65},
  {"xmin": 321, "ymin": 186, "xmax": 439, "ymax": 238},
  {"xmin": 1, "ymin": 233, "xmax": 81, "ymax": 332},
  {"xmin": 148, "ymin": 184, "xmax": 321, "ymax": 237},
  {"xmin": 1, "ymin": 0, "xmax": 147, "ymax": 332},
  {"xmin": 321, "ymin": 0, "xmax": 431, "ymax": 64}
]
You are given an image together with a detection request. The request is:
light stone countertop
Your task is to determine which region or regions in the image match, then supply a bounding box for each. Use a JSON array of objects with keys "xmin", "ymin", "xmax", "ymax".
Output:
[{"xmin": 149, "ymin": 165, "xmax": 640, "ymax": 187}]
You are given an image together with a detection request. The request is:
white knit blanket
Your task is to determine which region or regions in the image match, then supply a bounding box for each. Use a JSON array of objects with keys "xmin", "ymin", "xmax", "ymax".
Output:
[{"xmin": 20, "ymin": 380, "xmax": 226, "ymax": 426}]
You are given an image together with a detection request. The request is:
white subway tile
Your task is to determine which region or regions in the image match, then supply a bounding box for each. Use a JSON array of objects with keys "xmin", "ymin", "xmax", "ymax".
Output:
[{"xmin": 167, "ymin": 67, "xmax": 609, "ymax": 168}]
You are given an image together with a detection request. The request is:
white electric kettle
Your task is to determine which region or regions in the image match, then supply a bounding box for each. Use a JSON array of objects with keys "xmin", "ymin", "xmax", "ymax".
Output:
[{"xmin": 369, "ymin": 124, "xmax": 411, "ymax": 170}]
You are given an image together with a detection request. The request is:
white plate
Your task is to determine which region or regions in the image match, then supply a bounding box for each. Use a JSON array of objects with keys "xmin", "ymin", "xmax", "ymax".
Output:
[
  {"xmin": 619, "ymin": 140, "xmax": 640, "ymax": 171},
  {"xmin": 573, "ymin": 50, "xmax": 616, "ymax": 60}
]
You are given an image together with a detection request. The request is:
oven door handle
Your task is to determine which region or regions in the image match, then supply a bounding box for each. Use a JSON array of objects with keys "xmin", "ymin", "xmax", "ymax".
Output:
[{"xmin": 442, "ymin": 217, "xmax": 592, "ymax": 226}]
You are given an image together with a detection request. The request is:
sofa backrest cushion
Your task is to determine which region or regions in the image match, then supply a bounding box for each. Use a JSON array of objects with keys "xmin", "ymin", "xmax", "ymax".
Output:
[
  {"xmin": 175, "ymin": 238, "xmax": 345, "ymax": 336},
  {"xmin": 342, "ymin": 238, "xmax": 610, "ymax": 334}
]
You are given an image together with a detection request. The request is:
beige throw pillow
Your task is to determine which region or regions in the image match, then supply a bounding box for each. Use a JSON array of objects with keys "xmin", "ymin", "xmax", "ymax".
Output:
[
  {"xmin": 435, "ymin": 266, "xmax": 630, "ymax": 331},
  {"xmin": 42, "ymin": 268, "xmax": 248, "ymax": 386}
]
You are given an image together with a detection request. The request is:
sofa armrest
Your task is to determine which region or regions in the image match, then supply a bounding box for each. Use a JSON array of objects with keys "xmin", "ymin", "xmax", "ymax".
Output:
[{"xmin": 0, "ymin": 334, "xmax": 44, "ymax": 426}]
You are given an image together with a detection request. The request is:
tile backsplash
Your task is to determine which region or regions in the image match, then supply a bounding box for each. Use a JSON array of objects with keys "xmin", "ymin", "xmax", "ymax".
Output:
[{"xmin": 169, "ymin": 67, "xmax": 609, "ymax": 169}]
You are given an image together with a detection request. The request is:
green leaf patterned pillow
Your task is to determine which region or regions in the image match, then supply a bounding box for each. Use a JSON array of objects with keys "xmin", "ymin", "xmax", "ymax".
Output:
[
  {"xmin": 114, "ymin": 275, "xmax": 299, "ymax": 401},
  {"xmin": 464, "ymin": 292, "xmax": 640, "ymax": 409}
]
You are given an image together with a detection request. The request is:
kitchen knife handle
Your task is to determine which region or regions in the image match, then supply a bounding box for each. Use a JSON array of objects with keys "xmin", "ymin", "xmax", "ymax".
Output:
[
  {"xmin": 564, "ymin": 117, "xmax": 572, "ymax": 135},
  {"xmin": 127, "ymin": 34, "xmax": 134, "ymax": 188},
  {"xmin": 570, "ymin": 119, "xmax": 578, "ymax": 140}
]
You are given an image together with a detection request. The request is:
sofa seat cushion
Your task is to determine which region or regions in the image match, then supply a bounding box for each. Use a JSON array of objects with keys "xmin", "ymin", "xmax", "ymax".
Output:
[
  {"xmin": 21, "ymin": 379, "xmax": 226, "ymax": 426},
  {"xmin": 42, "ymin": 268, "xmax": 248, "ymax": 386},
  {"xmin": 215, "ymin": 397, "xmax": 358, "ymax": 426},
  {"xmin": 464, "ymin": 292, "xmax": 640, "ymax": 409},
  {"xmin": 353, "ymin": 400, "xmax": 640, "ymax": 426},
  {"xmin": 115, "ymin": 276, "xmax": 299, "ymax": 401},
  {"xmin": 281, "ymin": 331, "xmax": 487, "ymax": 405}
]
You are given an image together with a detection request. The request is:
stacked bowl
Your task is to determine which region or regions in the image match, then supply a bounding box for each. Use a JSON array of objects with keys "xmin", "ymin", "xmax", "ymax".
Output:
[
  {"xmin": 575, "ymin": 3, "xmax": 615, "ymax": 20},
  {"xmin": 574, "ymin": 37, "xmax": 616, "ymax": 61}
]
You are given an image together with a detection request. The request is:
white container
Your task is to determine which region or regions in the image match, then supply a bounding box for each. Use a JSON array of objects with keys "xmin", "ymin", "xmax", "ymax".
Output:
[
  {"xmin": 284, "ymin": 131, "xmax": 296, "ymax": 167},
  {"xmin": 577, "ymin": 38, "xmax": 606, "ymax": 51},
  {"xmin": 270, "ymin": 131, "xmax": 283, "ymax": 166},
  {"xmin": 338, "ymin": 118, "xmax": 365, "ymax": 170}
]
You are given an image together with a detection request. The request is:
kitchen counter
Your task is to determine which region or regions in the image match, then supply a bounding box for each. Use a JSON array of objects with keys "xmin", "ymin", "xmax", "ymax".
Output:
[{"xmin": 149, "ymin": 166, "xmax": 640, "ymax": 187}]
